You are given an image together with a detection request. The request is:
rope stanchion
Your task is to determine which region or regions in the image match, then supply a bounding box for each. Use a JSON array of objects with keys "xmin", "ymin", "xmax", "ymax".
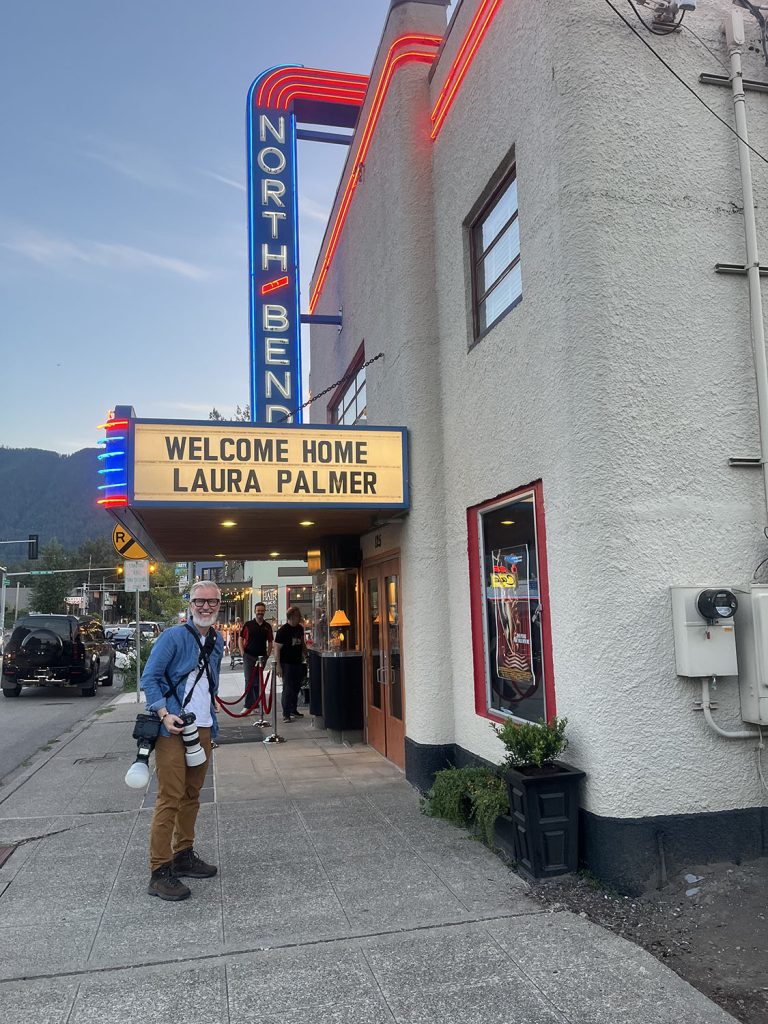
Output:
[
  {"xmin": 263, "ymin": 665, "xmax": 285, "ymax": 744},
  {"xmin": 252, "ymin": 662, "xmax": 272, "ymax": 729}
]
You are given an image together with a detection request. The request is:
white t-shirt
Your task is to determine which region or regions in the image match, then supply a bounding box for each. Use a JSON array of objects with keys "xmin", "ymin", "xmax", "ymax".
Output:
[{"xmin": 183, "ymin": 664, "xmax": 213, "ymax": 728}]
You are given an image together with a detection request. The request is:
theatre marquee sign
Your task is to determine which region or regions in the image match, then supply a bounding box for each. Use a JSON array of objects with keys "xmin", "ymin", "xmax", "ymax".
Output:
[{"xmin": 130, "ymin": 421, "xmax": 408, "ymax": 509}]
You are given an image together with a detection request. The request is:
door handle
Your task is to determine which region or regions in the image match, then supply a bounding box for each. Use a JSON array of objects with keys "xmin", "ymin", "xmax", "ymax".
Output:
[{"xmin": 376, "ymin": 667, "xmax": 389, "ymax": 684}]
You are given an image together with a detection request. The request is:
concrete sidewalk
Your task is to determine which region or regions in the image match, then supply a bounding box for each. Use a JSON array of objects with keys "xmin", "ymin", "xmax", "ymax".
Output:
[{"xmin": 0, "ymin": 667, "xmax": 737, "ymax": 1023}]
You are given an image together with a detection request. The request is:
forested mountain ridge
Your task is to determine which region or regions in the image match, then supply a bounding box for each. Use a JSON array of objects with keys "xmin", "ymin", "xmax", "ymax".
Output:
[{"xmin": 0, "ymin": 447, "xmax": 111, "ymax": 553}]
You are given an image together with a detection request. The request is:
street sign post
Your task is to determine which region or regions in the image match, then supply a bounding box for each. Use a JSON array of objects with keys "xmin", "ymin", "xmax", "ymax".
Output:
[{"xmin": 123, "ymin": 559, "xmax": 150, "ymax": 703}]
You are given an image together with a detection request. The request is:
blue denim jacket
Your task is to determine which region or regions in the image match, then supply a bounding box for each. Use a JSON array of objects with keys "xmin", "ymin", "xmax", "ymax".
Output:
[{"xmin": 141, "ymin": 623, "xmax": 224, "ymax": 740}]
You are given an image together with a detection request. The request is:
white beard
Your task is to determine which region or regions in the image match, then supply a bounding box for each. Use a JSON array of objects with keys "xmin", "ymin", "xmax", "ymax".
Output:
[{"xmin": 190, "ymin": 611, "xmax": 217, "ymax": 631}]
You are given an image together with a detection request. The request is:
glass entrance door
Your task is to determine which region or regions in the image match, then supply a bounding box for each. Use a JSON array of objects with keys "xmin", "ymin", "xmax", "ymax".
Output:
[{"xmin": 363, "ymin": 556, "xmax": 405, "ymax": 769}]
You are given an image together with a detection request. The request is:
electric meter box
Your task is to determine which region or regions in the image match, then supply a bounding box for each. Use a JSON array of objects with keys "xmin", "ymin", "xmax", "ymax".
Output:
[
  {"xmin": 670, "ymin": 586, "xmax": 738, "ymax": 677},
  {"xmin": 733, "ymin": 585, "xmax": 768, "ymax": 726}
]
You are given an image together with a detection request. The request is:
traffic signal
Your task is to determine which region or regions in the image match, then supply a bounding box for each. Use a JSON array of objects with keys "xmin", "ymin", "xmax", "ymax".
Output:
[{"xmin": 28, "ymin": 534, "xmax": 39, "ymax": 560}]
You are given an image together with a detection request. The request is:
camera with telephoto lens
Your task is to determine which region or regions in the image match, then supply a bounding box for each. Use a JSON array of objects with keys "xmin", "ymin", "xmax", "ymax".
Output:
[
  {"xmin": 125, "ymin": 713, "xmax": 162, "ymax": 789},
  {"xmin": 178, "ymin": 711, "xmax": 207, "ymax": 767}
]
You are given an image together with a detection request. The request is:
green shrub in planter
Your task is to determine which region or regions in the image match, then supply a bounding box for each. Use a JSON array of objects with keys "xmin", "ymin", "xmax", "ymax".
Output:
[
  {"xmin": 492, "ymin": 715, "xmax": 585, "ymax": 880},
  {"xmin": 493, "ymin": 715, "xmax": 568, "ymax": 770}
]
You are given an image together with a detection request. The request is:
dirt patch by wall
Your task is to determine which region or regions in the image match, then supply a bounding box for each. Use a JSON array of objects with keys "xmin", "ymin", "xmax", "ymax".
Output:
[{"xmin": 532, "ymin": 859, "xmax": 768, "ymax": 1024}]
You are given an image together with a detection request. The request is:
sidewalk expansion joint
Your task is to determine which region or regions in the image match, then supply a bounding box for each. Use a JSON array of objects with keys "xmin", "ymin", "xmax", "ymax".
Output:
[{"xmin": 0, "ymin": 908, "xmax": 545, "ymax": 987}]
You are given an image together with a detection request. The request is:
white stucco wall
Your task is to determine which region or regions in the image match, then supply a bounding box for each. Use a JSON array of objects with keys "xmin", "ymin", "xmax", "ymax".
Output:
[
  {"xmin": 311, "ymin": 1, "xmax": 457, "ymax": 746},
  {"xmin": 430, "ymin": 0, "xmax": 768, "ymax": 817},
  {"xmin": 310, "ymin": 0, "xmax": 768, "ymax": 820}
]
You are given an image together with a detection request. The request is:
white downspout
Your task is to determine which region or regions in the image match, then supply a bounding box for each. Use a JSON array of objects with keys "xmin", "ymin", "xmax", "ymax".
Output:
[
  {"xmin": 727, "ymin": 10, "xmax": 768, "ymax": 523},
  {"xmin": 700, "ymin": 677, "xmax": 759, "ymax": 739}
]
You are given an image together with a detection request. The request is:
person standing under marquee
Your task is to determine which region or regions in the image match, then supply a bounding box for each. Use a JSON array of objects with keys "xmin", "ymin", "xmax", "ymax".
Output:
[
  {"xmin": 274, "ymin": 605, "xmax": 306, "ymax": 722},
  {"xmin": 240, "ymin": 602, "xmax": 273, "ymax": 709},
  {"xmin": 141, "ymin": 581, "xmax": 224, "ymax": 901}
]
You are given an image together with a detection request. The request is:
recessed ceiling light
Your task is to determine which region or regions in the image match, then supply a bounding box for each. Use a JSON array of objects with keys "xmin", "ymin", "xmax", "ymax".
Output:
[
  {"xmin": 500, "ymin": 520, "xmax": 515, "ymax": 525},
  {"xmin": 299, "ymin": 520, "xmax": 315, "ymax": 527},
  {"xmin": 220, "ymin": 520, "xmax": 237, "ymax": 527},
  {"xmin": 269, "ymin": 551, "xmax": 279, "ymax": 558},
  {"xmin": 214, "ymin": 554, "xmax": 226, "ymax": 558}
]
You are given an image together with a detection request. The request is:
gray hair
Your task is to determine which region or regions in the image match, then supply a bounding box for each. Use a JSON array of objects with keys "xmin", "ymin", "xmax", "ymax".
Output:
[{"xmin": 189, "ymin": 580, "xmax": 221, "ymax": 600}]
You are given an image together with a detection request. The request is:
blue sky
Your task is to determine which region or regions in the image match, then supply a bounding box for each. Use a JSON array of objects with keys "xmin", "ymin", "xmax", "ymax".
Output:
[{"xmin": 0, "ymin": 1, "xmax": 451, "ymax": 453}]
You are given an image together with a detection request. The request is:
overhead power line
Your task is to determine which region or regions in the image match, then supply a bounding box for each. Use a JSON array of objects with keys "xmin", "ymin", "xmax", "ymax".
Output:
[{"xmin": 603, "ymin": 0, "xmax": 768, "ymax": 169}]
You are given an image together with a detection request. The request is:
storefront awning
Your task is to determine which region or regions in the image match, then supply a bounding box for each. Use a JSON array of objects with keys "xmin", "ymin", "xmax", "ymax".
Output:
[{"xmin": 98, "ymin": 407, "xmax": 409, "ymax": 562}]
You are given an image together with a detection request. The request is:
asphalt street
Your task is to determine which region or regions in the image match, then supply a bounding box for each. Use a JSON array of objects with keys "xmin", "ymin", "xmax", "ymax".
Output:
[{"xmin": 0, "ymin": 675, "xmax": 123, "ymax": 783}]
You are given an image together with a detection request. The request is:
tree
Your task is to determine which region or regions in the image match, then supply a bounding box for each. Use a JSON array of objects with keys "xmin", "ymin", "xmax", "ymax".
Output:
[
  {"xmin": 28, "ymin": 540, "xmax": 73, "ymax": 614},
  {"xmin": 75, "ymin": 536, "xmax": 114, "ymax": 569},
  {"xmin": 208, "ymin": 404, "xmax": 251, "ymax": 422},
  {"xmin": 142, "ymin": 563, "xmax": 185, "ymax": 625}
]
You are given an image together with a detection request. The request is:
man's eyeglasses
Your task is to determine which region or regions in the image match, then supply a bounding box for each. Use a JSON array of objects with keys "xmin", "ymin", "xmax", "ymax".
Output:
[{"xmin": 191, "ymin": 598, "xmax": 221, "ymax": 609}]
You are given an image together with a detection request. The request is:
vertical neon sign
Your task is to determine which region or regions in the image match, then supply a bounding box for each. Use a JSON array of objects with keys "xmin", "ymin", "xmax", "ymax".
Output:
[{"xmin": 247, "ymin": 92, "xmax": 302, "ymax": 424}]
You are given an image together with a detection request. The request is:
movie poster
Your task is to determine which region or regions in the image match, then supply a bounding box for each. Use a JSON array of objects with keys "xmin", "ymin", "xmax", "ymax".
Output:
[{"xmin": 489, "ymin": 544, "xmax": 536, "ymax": 701}]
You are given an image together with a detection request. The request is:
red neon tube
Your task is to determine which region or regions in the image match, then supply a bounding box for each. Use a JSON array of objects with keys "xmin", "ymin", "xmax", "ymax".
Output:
[
  {"xmin": 271, "ymin": 74, "xmax": 366, "ymax": 101},
  {"xmin": 258, "ymin": 68, "xmax": 368, "ymax": 107},
  {"xmin": 431, "ymin": 0, "xmax": 490, "ymax": 119},
  {"xmin": 431, "ymin": 0, "xmax": 504, "ymax": 139},
  {"xmin": 261, "ymin": 275, "xmax": 290, "ymax": 295},
  {"xmin": 275, "ymin": 85, "xmax": 368, "ymax": 110},
  {"xmin": 97, "ymin": 496, "xmax": 128, "ymax": 507},
  {"xmin": 309, "ymin": 34, "xmax": 440, "ymax": 313},
  {"xmin": 96, "ymin": 419, "xmax": 129, "ymax": 430},
  {"xmin": 260, "ymin": 69, "xmax": 368, "ymax": 108}
]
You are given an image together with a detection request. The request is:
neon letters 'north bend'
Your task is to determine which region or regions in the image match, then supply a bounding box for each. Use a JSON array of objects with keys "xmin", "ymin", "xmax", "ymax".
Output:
[{"xmin": 249, "ymin": 105, "xmax": 301, "ymax": 423}]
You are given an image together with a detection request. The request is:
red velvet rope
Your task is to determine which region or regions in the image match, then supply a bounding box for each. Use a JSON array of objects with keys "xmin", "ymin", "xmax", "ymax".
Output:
[{"xmin": 215, "ymin": 663, "xmax": 274, "ymax": 719}]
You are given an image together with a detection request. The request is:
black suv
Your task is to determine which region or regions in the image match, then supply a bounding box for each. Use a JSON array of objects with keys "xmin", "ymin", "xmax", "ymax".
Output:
[{"xmin": 1, "ymin": 615, "xmax": 115, "ymax": 698}]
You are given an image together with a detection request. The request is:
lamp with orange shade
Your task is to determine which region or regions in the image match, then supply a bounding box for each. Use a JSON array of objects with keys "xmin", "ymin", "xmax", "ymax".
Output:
[{"xmin": 329, "ymin": 609, "xmax": 350, "ymax": 651}]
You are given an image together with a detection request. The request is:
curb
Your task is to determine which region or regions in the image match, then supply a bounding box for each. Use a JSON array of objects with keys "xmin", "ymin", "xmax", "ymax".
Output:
[{"xmin": 0, "ymin": 689, "xmax": 128, "ymax": 809}]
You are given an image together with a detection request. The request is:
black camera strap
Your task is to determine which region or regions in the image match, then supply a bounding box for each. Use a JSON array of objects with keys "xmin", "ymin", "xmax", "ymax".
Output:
[{"xmin": 161, "ymin": 625, "xmax": 217, "ymax": 710}]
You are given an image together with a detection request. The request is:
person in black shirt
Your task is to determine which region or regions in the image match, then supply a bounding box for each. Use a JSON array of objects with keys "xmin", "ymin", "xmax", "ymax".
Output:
[
  {"xmin": 274, "ymin": 605, "xmax": 306, "ymax": 722},
  {"xmin": 240, "ymin": 603, "xmax": 273, "ymax": 710}
]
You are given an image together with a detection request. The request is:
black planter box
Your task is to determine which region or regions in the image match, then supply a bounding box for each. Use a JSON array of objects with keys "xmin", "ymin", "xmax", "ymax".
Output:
[{"xmin": 498, "ymin": 761, "xmax": 585, "ymax": 880}]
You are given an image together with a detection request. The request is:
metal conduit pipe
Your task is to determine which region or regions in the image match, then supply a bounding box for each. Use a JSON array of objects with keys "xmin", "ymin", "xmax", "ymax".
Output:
[
  {"xmin": 728, "ymin": 10, "xmax": 768, "ymax": 523},
  {"xmin": 700, "ymin": 676, "xmax": 759, "ymax": 740}
]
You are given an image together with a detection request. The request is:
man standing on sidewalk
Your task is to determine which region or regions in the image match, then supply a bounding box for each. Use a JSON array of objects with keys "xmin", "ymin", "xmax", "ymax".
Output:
[
  {"xmin": 240, "ymin": 602, "xmax": 273, "ymax": 710},
  {"xmin": 141, "ymin": 581, "xmax": 224, "ymax": 901},
  {"xmin": 274, "ymin": 605, "xmax": 306, "ymax": 723}
]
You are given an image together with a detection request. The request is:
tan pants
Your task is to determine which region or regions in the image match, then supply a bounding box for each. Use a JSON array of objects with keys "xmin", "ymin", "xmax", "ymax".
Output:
[{"xmin": 149, "ymin": 727, "xmax": 212, "ymax": 872}]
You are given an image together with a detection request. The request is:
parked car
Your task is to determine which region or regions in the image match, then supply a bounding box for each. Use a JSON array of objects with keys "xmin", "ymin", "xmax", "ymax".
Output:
[
  {"xmin": 1, "ymin": 615, "xmax": 115, "ymax": 698},
  {"xmin": 105, "ymin": 626, "xmax": 136, "ymax": 651},
  {"xmin": 127, "ymin": 621, "xmax": 162, "ymax": 638}
]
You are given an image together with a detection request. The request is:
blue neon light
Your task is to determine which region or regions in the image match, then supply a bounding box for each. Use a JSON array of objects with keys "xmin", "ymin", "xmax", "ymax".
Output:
[
  {"xmin": 247, "ymin": 73, "xmax": 303, "ymax": 424},
  {"xmin": 98, "ymin": 482, "xmax": 128, "ymax": 490},
  {"xmin": 98, "ymin": 467, "xmax": 123, "ymax": 474},
  {"xmin": 290, "ymin": 110, "xmax": 302, "ymax": 425},
  {"xmin": 97, "ymin": 451, "xmax": 125, "ymax": 460}
]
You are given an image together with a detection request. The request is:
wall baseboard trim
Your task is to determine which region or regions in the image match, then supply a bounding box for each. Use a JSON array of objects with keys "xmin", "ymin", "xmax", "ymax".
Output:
[{"xmin": 404, "ymin": 736, "xmax": 768, "ymax": 894}]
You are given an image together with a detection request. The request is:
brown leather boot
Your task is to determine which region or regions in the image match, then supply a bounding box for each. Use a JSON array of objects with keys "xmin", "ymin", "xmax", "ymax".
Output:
[
  {"xmin": 147, "ymin": 863, "xmax": 191, "ymax": 901},
  {"xmin": 172, "ymin": 847, "xmax": 217, "ymax": 878}
]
